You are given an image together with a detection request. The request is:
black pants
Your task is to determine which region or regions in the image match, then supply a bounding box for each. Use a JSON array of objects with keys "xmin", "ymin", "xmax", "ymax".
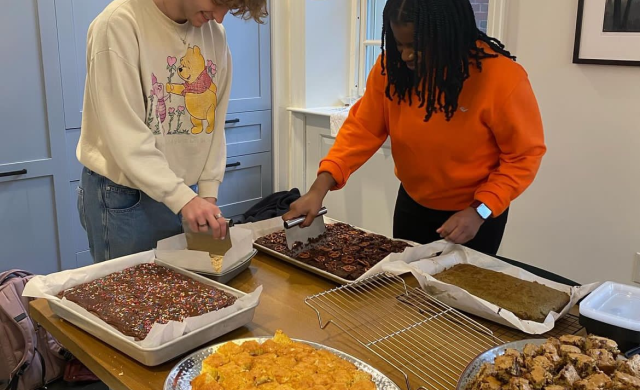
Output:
[{"xmin": 393, "ymin": 185, "xmax": 509, "ymax": 256}]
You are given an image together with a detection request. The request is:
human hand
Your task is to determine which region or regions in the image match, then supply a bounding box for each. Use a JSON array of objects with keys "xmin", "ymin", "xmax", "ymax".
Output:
[
  {"xmin": 282, "ymin": 172, "xmax": 336, "ymax": 227},
  {"xmin": 282, "ymin": 190, "xmax": 325, "ymax": 228},
  {"xmin": 181, "ymin": 197, "xmax": 227, "ymax": 239},
  {"xmin": 436, "ymin": 207, "xmax": 484, "ymax": 244}
]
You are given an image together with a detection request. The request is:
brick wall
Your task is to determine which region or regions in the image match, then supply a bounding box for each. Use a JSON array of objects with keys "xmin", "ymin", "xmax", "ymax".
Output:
[{"xmin": 469, "ymin": 0, "xmax": 490, "ymax": 32}]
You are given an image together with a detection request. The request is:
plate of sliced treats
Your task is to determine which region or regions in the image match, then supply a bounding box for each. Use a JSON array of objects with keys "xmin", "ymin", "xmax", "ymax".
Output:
[{"xmin": 458, "ymin": 334, "xmax": 640, "ymax": 390}]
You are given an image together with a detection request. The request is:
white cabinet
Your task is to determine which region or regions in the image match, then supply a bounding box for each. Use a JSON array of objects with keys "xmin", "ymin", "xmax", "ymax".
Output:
[{"xmin": 304, "ymin": 115, "xmax": 399, "ymax": 237}]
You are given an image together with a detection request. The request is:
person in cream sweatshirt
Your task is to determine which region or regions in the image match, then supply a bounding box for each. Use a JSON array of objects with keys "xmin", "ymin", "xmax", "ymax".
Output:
[{"xmin": 76, "ymin": 0, "xmax": 267, "ymax": 262}]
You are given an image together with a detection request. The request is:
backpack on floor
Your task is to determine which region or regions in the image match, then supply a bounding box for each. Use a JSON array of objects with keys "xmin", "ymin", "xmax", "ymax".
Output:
[{"xmin": 0, "ymin": 269, "xmax": 69, "ymax": 390}]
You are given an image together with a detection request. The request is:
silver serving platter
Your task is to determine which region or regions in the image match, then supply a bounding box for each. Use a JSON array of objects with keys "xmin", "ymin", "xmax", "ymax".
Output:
[
  {"xmin": 456, "ymin": 339, "xmax": 546, "ymax": 390},
  {"xmin": 164, "ymin": 337, "xmax": 401, "ymax": 390}
]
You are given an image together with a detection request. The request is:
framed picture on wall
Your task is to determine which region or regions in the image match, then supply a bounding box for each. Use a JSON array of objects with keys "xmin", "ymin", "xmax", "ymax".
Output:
[{"xmin": 573, "ymin": 0, "xmax": 640, "ymax": 66}]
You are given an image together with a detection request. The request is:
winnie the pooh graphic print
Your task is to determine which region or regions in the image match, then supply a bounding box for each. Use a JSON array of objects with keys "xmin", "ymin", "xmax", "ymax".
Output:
[{"xmin": 165, "ymin": 45, "xmax": 218, "ymax": 135}]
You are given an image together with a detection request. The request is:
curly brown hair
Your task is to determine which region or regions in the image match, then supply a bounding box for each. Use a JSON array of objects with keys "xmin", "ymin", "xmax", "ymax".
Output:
[{"xmin": 218, "ymin": 0, "xmax": 268, "ymax": 23}]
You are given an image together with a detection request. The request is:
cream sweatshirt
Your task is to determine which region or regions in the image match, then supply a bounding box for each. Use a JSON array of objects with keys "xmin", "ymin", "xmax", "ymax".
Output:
[{"xmin": 77, "ymin": 0, "xmax": 232, "ymax": 213}]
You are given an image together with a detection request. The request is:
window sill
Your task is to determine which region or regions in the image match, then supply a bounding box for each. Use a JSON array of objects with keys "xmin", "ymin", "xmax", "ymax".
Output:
[{"xmin": 287, "ymin": 106, "xmax": 351, "ymax": 117}]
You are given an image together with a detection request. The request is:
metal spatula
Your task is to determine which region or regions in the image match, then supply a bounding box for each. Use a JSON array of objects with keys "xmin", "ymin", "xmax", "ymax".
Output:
[
  {"xmin": 182, "ymin": 219, "xmax": 234, "ymax": 255},
  {"xmin": 283, "ymin": 207, "xmax": 328, "ymax": 250}
]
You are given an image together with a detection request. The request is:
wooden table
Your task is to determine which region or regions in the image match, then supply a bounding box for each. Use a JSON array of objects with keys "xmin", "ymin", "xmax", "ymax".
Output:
[
  {"xmin": 30, "ymin": 253, "xmax": 584, "ymax": 390},
  {"xmin": 30, "ymin": 253, "xmax": 405, "ymax": 390}
]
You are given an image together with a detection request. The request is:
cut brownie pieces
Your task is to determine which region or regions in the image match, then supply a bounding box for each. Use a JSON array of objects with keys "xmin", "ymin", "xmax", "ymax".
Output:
[
  {"xmin": 466, "ymin": 335, "xmax": 638, "ymax": 390},
  {"xmin": 559, "ymin": 344, "xmax": 582, "ymax": 358},
  {"xmin": 573, "ymin": 372, "xmax": 612, "ymax": 390},
  {"xmin": 611, "ymin": 371, "xmax": 640, "ymax": 390},
  {"xmin": 618, "ymin": 354, "xmax": 640, "ymax": 377},
  {"xmin": 495, "ymin": 355, "xmax": 523, "ymax": 381},
  {"xmin": 559, "ymin": 335, "xmax": 586, "ymax": 350},
  {"xmin": 585, "ymin": 335, "xmax": 620, "ymax": 355},
  {"xmin": 255, "ymin": 222, "xmax": 411, "ymax": 281},
  {"xmin": 566, "ymin": 354, "xmax": 598, "ymax": 378},
  {"xmin": 541, "ymin": 342, "xmax": 563, "ymax": 369},
  {"xmin": 586, "ymin": 349, "xmax": 616, "ymax": 374},
  {"xmin": 504, "ymin": 377, "xmax": 533, "ymax": 390},
  {"xmin": 526, "ymin": 365, "xmax": 552, "ymax": 390},
  {"xmin": 523, "ymin": 343, "xmax": 542, "ymax": 359},
  {"xmin": 554, "ymin": 364, "xmax": 581, "ymax": 387},
  {"xmin": 475, "ymin": 376, "xmax": 502, "ymax": 390}
]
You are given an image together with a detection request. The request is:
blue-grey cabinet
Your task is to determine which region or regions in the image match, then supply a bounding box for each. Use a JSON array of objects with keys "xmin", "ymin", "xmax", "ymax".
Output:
[
  {"xmin": 55, "ymin": 0, "xmax": 113, "ymax": 130},
  {"xmin": 218, "ymin": 152, "xmax": 273, "ymax": 218},
  {"xmin": 225, "ymin": 111, "xmax": 272, "ymax": 158},
  {"xmin": 0, "ymin": 0, "xmax": 75, "ymax": 273},
  {"xmin": 223, "ymin": 14, "xmax": 272, "ymax": 113},
  {"xmin": 218, "ymin": 11, "xmax": 273, "ymax": 218}
]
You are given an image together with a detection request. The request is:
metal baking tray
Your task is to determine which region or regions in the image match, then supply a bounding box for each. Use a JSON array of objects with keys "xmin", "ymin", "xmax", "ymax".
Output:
[
  {"xmin": 164, "ymin": 337, "xmax": 401, "ymax": 390},
  {"xmin": 192, "ymin": 249, "xmax": 257, "ymax": 284},
  {"xmin": 254, "ymin": 218, "xmax": 415, "ymax": 285},
  {"xmin": 456, "ymin": 339, "xmax": 546, "ymax": 390},
  {"xmin": 254, "ymin": 243, "xmax": 353, "ymax": 284},
  {"xmin": 48, "ymin": 260, "xmax": 258, "ymax": 366}
]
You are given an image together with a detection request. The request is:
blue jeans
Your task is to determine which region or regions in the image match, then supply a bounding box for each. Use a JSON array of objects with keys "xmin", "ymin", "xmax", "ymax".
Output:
[{"xmin": 77, "ymin": 168, "xmax": 184, "ymax": 263}]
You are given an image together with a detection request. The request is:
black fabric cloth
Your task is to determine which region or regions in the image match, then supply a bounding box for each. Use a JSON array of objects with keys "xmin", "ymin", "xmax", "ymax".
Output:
[
  {"xmin": 393, "ymin": 185, "xmax": 509, "ymax": 256},
  {"xmin": 235, "ymin": 188, "xmax": 301, "ymax": 224}
]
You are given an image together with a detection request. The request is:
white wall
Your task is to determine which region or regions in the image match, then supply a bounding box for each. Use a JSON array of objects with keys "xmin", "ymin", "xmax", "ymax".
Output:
[
  {"xmin": 304, "ymin": 0, "xmax": 352, "ymax": 108},
  {"xmin": 272, "ymin": 1, "xmax": 354, "ymax": 191},
  {"xmin": 499, "ymin": 0, "xmax": 640, "ymax": 285},
  {"xmin": 270, "ymin": 0, "xmax": 292, "ymax": 193}
]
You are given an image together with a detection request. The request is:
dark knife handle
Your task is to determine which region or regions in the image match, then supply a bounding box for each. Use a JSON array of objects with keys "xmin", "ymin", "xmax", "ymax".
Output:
[{"xmin": 284, "ymin": 207, "xmax": 327, "ymax": 229}]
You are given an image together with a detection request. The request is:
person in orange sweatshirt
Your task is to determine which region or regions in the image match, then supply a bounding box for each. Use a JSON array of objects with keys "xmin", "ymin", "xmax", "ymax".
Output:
[{"xmin": 283, "ymin": 0, "xmax": 546, "ymax": 255}]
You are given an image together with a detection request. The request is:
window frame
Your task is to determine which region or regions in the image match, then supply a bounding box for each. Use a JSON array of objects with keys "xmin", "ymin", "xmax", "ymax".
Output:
[
  {"xmin": 349, "ymin": 0, "xmax": 509, "ymax": 99},
  {"xmin": 349, "ymin": 0, "xmax": 382, "ymax": 98}
]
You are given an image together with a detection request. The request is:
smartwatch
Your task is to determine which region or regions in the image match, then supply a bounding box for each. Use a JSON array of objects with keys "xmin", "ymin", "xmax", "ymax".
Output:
[{"xmin": 471, "ymin": 200, "xmax": 492, "ymax": 220}]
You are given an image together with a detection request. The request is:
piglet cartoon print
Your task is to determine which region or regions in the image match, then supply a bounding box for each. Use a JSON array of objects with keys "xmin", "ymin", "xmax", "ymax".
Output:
[{"xmin": 151, "ymin": 73, "xmax": 169, "ymax": 123}]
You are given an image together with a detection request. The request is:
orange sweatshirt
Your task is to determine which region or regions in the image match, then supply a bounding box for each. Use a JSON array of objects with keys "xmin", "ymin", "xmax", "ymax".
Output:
[{"xmin": 319, "ymin": 53, "xmax": 546, "ymax": 217}]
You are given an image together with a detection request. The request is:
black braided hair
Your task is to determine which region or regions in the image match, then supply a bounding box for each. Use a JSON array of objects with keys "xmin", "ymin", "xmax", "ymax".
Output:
[{"xmin": 380, "ymin": 0, "xmax": 515, "ymax": 122}]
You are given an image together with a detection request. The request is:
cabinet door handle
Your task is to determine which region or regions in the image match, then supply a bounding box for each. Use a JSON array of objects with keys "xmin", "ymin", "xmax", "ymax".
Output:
[
  {"xmin": 226, "ymin": 162, "xmax": 241, "ymax": 168},
  {"xmin": 0, "ymin": 169, "xmax": 27, "ymax": 178},
  {"xmin": 225, "ymin": 118, "xmax": 240, "ymax": 125}
]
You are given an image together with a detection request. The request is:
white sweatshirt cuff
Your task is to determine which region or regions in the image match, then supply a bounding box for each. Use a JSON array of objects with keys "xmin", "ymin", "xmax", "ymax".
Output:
[
  {"xmin": 198, "ymin": 180, "xmax": 221, "ymax": 200},
  {"xmin": 164, "ymin": 184, "xmax": 197, "ymax": 214}
]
